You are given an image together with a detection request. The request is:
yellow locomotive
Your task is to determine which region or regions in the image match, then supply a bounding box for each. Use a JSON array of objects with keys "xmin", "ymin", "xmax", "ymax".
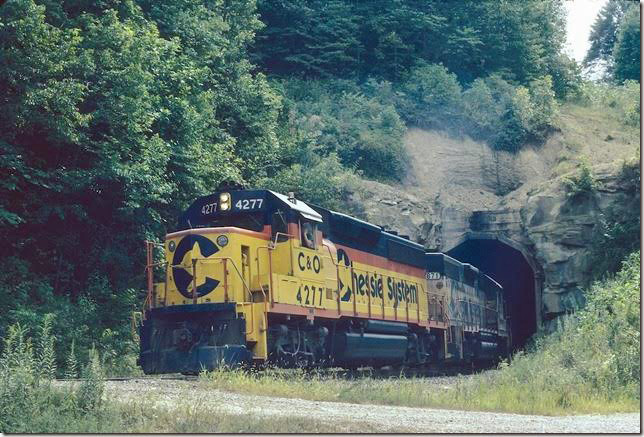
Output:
[{"xmin": 139, "ymin": 188, "xmax": 509, "ymax": 373}]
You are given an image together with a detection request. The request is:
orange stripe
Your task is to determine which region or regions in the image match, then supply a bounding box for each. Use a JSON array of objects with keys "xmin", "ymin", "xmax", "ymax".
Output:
[
  {"xmin": 166, "ymin": 225, "xmax": 271, "ymax": 240},
  {"xmin": 268, "ymin": 302, "xmax": 446, "ymax": 329}
]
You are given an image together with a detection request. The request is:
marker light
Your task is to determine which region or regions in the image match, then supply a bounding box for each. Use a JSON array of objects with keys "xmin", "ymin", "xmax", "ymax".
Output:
[
  {"xmin": 219, "ymin": 192, "xmax": 231, "ymax": 211},
  {"xmin": 216, "ymin": 235, "xmax": 229, "ymax": 247}
]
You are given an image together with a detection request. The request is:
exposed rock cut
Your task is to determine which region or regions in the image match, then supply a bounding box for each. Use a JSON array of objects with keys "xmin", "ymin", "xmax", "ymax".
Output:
[{"xmin": 350, "ymin": 126, "xmax": 638, "ymax": 331}]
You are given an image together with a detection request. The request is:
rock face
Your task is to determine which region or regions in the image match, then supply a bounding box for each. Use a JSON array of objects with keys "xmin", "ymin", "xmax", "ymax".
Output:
[
  {"xmin": 349, "ymin": 128, "xmax": 638, "ymax": 331},
  {"xmin": 522, "ymin": 163, "xmax": 637, "ymax": 324}
]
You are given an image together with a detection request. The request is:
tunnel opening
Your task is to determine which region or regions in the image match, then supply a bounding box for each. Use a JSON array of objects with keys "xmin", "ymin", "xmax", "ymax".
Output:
[{"xmin": 447, "ymin": 238, "xmax": 538, "ymax": 350}]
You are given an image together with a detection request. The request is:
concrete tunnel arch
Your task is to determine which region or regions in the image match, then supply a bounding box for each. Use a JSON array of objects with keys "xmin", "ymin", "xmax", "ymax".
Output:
[{"xmin": 445, "ymin": 232, "xmax": 543, "ymax": 350}]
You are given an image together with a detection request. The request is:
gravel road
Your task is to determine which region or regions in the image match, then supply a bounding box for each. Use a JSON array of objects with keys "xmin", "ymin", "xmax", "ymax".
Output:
[{"xmin": 100, "ymin": 379, "xmax": 640, "ymax": 433}]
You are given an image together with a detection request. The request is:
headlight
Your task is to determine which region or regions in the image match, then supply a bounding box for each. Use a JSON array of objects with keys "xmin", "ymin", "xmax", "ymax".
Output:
[
  {"xmin": 219, "ymin": 192, "xmax": 230, "ymax": 211},
  {"xmin": 216, "ymin": 235, "xmax": 229, "ymax": 247}
]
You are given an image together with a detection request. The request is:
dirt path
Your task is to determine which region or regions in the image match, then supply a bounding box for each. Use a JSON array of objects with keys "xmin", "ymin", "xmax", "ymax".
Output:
[{"xmin": 103, "ymin": 379, "xmax": 640, "ymax": 433}]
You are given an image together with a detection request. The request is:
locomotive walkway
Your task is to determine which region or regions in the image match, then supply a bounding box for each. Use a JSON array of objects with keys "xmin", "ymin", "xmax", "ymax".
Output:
[{"xmin": 100, "ymin": 379, "xmax": 639, "ymax": 433}]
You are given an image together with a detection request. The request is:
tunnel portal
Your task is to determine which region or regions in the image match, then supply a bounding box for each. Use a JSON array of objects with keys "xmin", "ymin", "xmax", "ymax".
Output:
[{"xmin": 447, "ymin": 237, "xmax": 539, "ymax": 350}]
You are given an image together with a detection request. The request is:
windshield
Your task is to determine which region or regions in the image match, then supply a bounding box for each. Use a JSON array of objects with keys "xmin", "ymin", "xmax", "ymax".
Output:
[{"xmin": 196, "ymin": 212, "xmax": 264, "ymax": 232}]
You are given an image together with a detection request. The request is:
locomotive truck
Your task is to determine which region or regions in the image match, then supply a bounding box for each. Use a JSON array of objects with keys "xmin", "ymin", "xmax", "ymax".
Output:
[{"xmin": 138, "ymin": 188, "xmax": 510, "ymax": 374}]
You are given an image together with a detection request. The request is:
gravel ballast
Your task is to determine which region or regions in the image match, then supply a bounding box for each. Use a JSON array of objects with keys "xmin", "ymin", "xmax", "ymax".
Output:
[{"xmin": 99, "ymin": 379, "xmax": 640, "ymax": 433}]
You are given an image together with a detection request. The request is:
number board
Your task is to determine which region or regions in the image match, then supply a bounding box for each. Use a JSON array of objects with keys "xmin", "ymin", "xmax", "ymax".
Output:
[
  {"xmin": 426, "ymin": 272, "xmax": 442, "ymax": 280},
  {"xmin": 198, "ymin": 195, "xmax": 219, "ymax": 219},
  {"xmin": 231, "ymin": 191, "xmax": 266, "ymax": 212}
]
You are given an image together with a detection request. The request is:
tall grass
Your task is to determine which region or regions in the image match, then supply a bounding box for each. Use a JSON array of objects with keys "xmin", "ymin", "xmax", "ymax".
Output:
[
  {"xmin": 0, "ymin": 319, "xmax": 386, "ymax": 432},
  {"xmin": 0, "ymin": 320, "xmax": 109, "ymax": 433}
]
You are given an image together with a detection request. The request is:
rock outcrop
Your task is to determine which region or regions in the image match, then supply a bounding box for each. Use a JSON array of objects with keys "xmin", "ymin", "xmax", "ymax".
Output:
[{"xmin": 349, "ymin": 128, "xmax": 639, "ymax": 331}]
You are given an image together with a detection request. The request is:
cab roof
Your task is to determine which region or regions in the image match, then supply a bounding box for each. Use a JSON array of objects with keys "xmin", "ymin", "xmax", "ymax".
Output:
[{"xmin": 268, "ymin": 190, "xmax": 322, "ymax": 222}]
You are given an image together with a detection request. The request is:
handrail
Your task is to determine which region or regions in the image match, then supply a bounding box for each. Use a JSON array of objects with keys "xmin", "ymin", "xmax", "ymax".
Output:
[
  {"xmin": 188, "ymin": 257, "xmax": 257, "ymax": 302},
  {"xmin": 271, "ymin": 232, "xmax": 294, "ymax": 248},
  {"xmin": 173, "ymin": 257, "xmax": 261, "ymax": 336},
  {"xmin": 321, "ymin": 243, "xmax": 342, "ymax": 315},
  {"xmin": 145, "ymin": 241, "xmax": 154, "ymax": 312},
  {"xmin": 203, "ymin": 257, "xmax": 253, "ymax": 335},
  {"xmin": 256, "ymin": 246, "xmax": 272, "ymax": 305}
]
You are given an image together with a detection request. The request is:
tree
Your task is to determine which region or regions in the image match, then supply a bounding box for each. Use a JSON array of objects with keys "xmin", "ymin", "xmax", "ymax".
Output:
[
  {"xmin": 613, "ymin": 6, "xmax": 641, "ymax": 83},
  {"xmin": 0, "ymin": 0, "xmax": 284, "ymax": 367},
  {"xmin": 253, "ymin": 0, "xmax": 573, "ymax": 92},
  {"xmin": 584, "ymin": 0, "xmax": 634, "ymax": 66},
  {"xmin": 253, "ymin": 0, "xmax": 361, "ymax": 78}
]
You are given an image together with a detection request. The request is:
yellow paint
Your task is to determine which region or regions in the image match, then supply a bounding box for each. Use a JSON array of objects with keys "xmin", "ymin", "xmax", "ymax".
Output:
[{"xmin": 154, "ymin": 227, "xmax": 436, "ymax": 363}]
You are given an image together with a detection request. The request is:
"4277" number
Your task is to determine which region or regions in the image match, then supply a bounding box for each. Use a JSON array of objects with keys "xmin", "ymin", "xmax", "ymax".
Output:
[
  {"xmin": 296, "ymin": 284, "xmax": 323, "ymax": 306},
  {"xmin": 235, "ymin": 198, "xmax": 263, "ymax": 210}
]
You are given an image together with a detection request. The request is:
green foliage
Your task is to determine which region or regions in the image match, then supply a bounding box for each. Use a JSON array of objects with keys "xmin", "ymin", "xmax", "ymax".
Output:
[
  {"xmin": 398, "ymin": 63, "xmax": 463, "ymax": 128},
  {"xmin": 398, "ymin": 67, "xmax": 559, "ymax": 151},
  {"xmin": 37, "ymin": 314, "xmax": 57, "ymax": 380},
  {"xmin": 576, "ymin": 80, "xmax": 640, "ymax": 127},
  {"xmin": 78, "ymin": 346, "xmax": 105, "ymax": 413},
  {"xmin": 0, "ymin": 321, "xmax": 118, "ymax": 433},
  {"xmin": 253, "ymin": 0, "xmax": 577, "ymax": 97},
  {"xmin": 0, "ymin": 320, "xmax": 101, "ymax": 432},
  {"xmin": 577, "ymin": 251, "xmax": 640, "ymax": 393},
  {"xmin": 585, "ymin": 0, "xmax": 639, "ymax": 83},
  {"xmin": 0, "ymin": 0, "xmax": 284, "ymax": 373},
  {"xmin": 259, "ymin": 154, "xmax": 356, "ymax": 211},
  {"xmin": 274, "ymin": 78, "xmax": 408, "ymax": 182},
  {"xmin": 584, "ymin": 0, "xmax": 634, "ymax": 66},
  {"xmin": 563, "ymin": 160, "xmax": 601, "ymax": 197},
  {"xmin": 65, "ymin": 339, "xmax": 79, "ymax": 379},
  {"xmin": 613, "ymin": 6, "xmax": 641, "ymax": 83}
]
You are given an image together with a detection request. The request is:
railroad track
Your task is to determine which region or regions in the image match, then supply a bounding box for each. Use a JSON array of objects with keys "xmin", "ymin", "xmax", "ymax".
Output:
[
  {"xmin": 56, "ymin": 375, "xmax": 198, "ymax": 382},
  {"xmin": 55, "ymin": 362, "xmax": 490, "ymax": 383}
]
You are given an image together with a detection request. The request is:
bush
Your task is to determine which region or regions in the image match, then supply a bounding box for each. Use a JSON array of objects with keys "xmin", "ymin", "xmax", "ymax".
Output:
[
  {"xmin": 398, "ymin": 63, "xmax": 463, "ymax": 129},
  {"xmin": 0, "ymin": 261, "xmax": 141, "ymax": 378},
  {"xmin": 563, "ymin": 160, "xmax": 600, "ymax": 197},
  {"xmin": 577, "ymin": 251, "xmax": 640, "ymax": 395},
  {"xmin": 528, "ymin": 75, "xmax": 558, "ymax": 135},
  {"xmin": 276, "ymin": 78, "xmax": 408, "ymax": 182},
  {"xmin": 461, "ymin": 78, "xmax": 500, "ymax": 140},
  {"xmin": 472, "ymin": 251, "xmax": 641, "ymax": 411},
  {"xmin": 461, "ymin": 74, "xmax": 558, "ymax": 151}
]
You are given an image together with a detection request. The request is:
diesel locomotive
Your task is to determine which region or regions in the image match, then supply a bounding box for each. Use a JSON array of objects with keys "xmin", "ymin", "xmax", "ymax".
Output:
[{"xmin": 138, "ymin": 188, "xmax": 510, "ymax": 374}]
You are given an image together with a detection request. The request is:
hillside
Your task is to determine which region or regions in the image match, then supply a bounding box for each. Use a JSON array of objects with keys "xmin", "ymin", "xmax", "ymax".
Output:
[
  {"xmin": 347, "ymin": 95, "xmax": 639, "ymax": 334},
  {"xmin": 351, "ymin": 98, "xmax": 640, "ymax": 232}
]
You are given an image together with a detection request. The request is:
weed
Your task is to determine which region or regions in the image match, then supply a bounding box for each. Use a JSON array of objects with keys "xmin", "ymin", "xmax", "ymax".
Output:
[{"xmin": 563, "ymin": 160, "xmax": 601, "ymax": 197}]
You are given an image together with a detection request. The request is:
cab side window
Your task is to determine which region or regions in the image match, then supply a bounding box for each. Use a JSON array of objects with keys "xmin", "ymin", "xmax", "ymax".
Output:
[
  {"xmin": 271, "ymin": 210, "xmax": 288, "ymax": 242},
  {"xmin": 301, "ymin": 220, "xmax": 317, "ymax": 249}
]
